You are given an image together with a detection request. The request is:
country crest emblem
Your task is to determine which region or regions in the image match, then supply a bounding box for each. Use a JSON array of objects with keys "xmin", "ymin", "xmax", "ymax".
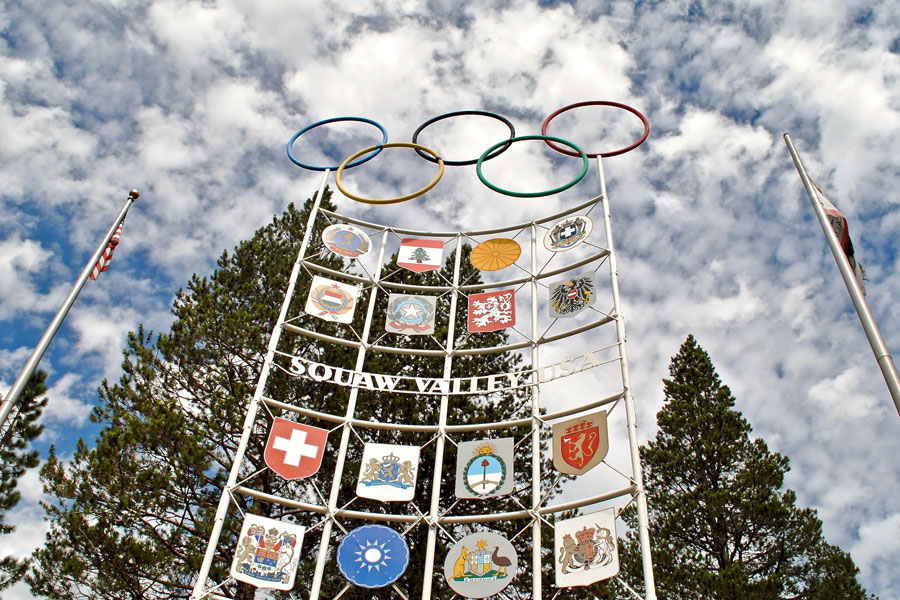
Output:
[
  {"xmin": 264, "ymin": 418, "xmax": 329, "ymax": 480},
  {"xmin": 304, "ymin": 275, "xmax": 360, "ymax": 324},
  {"xmin": 337, "ymin": 524, "xmax": 410, "ymax": 588},
  {"xmin": 549, "ymin": 271, "xmax": 596, "ymax": 318},
  {"xmin": 552, "ymin": 410, "xmax": 608, "ymax": 475},
  {"xmin": 467, "ymin": 289, "xmax": 516, "ymax": 333},
  {"xmin": 455, "ymin": 438, "xmax": 514, "ymax": 499},
  {"xmin": 385, "ymin": 294, "xmax": 436, "ymax": 335},
  {"xmin": 322, "ymin": 224, "xmax": 372, "ymax": 259},
  {"xmin": 555, "ymin": 509, "xmax": 619, "ymax": 587},
  {"xmin": 397, "ymin": 238, "xmax": 444, "ymax": 273},
  {"xmin": 230, "ymin": 514, "xmax": 305, "ymax": 590},
  {"xmin": 356, "ymin": 443, "xmax": 419, "ymax": 502},
  {"xmin": 544, "ymin": 216, "xmax": 593, "ymax": 252},
  {"xmin": 443, "ymin": 531, "xmax": 517, "ymax": 598}
]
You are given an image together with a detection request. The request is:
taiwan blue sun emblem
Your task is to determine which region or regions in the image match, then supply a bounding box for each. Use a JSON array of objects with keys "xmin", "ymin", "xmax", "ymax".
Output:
[{"xmin": 337, "ymin": 524, "xmax": 409, "ymax": 588}]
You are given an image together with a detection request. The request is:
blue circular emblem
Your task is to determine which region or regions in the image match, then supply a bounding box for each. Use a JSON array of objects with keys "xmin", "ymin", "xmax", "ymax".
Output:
[{"xmin": 337, "ymin": 524, "xmax": 409, "ymax": 588}]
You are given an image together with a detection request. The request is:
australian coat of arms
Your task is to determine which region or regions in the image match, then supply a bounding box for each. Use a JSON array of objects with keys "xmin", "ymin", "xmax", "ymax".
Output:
[
  {"xmin": 555, "ymin": 509, "xmax": 619, "ymax": 587},
  {"xmin": 455, "ymin": 438, "xmax": 514, "ymax": 499},
  {"xmin": 356, "ymin": 443, "xmax": 419, "ymax": 502},
  {"xmin": 552, "ymin": 410, "xmax": 609, "ymax": 475},
  {"xmin": 230, "ymin": 514, "xmax": 305, "ymax": 590},
  {"xmin": 549, "ymin": 271, "xmax": 596, "ymax": 318},
  {"xmin": 443, "ymin": 531, "xmax": 517, "ymax": 598},
  {"xmin": 544, "ymin": 216, "xmax": 593, "ymax": 252}
]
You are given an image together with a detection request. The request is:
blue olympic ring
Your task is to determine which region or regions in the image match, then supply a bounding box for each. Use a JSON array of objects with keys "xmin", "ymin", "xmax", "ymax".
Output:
[{"xmin": 287, "ymin": 116, "xmax": 388, "ymax": 172}]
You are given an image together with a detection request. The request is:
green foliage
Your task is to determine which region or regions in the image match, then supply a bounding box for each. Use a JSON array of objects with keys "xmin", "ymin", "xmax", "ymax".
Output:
[
  {"xmin": 29, "ymin": 188, "xmax": 559, "ymax": 599},
  {"xmin": 617, "ymin": 335, "xmax": 873, "ymax": 600},
  {"xmin": 0, "ymin": 370, "xmax": 48, "ymax": 596}
]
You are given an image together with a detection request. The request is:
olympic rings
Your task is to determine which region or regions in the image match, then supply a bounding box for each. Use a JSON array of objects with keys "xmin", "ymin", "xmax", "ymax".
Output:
[
  {"xmin": 411, "ymin": 110, "xmax": 516, "ymax": 166},
  {"xmin": 287, "ymin": 117, "xmax": 388, "ymax": 171},
  {"xmin": 476, "ymin": 135, "xmax": 589, "ymax": 198},
  {"xmin": 541, "ymin": 101, "xmax": 649, "ymax": 158},
  {"xmin": 335, "ymin": 142, "xmax": 445, "ymax": 205}
]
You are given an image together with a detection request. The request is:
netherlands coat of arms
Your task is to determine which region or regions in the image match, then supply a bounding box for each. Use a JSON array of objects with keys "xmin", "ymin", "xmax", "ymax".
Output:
[
  {"xmin": 230, "ymin": 514, "xmax": 305, "ymax": 590},
  {"xmin": 554, "ymin": 509, "xmax": 619, "ymax": 587},
  {"xmin": 356, "ymin": 443, "xmax": 419, "ymax": 502}
]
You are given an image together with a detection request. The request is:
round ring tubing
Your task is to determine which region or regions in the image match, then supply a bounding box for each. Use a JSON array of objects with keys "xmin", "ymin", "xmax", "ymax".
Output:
[
  {"xmin": 335, "ymin": 142, "xmax": 445, "ymax": 205},
  {"xmin": 541, "ymin": 101, "xmax": 650, "ymax": 158},
  {"xmin": 411, "ymin": 110, "xmax": 516, "ymax": 166},
  {"xmin": 475, "ymin": 135, "xmax": 589, "ymax": 198},
  {"xmin": 287, "ymin": 116, "xmax": 388, "ymax": 172}
]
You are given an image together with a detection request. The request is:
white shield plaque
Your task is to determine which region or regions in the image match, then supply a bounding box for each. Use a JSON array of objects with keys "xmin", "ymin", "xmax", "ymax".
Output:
[
  {"xmin": 455, "ymin": 438, "xmax": 514, "ymax": 499},
  {"xmin": 555, "ymin": 508, "xmax": 619, "ymax": 587},
  {"xmin": 230, "ymin": 513, "xmax": 305, "ymax": 590},
  {"xmin": 356, "ymin": 443, "xmax": 419, "ymax": 502}
]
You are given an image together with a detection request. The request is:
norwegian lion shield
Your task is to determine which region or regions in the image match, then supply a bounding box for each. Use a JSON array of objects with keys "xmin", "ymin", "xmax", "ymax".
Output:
[{"xmin": 552, "ymin": 410, "xmax": 608, "ymax": 475}]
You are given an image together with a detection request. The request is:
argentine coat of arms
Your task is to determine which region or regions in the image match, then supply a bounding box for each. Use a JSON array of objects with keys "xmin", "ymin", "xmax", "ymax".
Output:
[{"xmin": 455, "ymin": 438, "xmax": 514, "ymax": 499}]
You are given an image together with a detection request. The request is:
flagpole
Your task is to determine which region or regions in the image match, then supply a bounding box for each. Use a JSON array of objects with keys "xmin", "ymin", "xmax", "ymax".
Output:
[
  {"xmin": 784, "ymin": 134, "xmax": 900, "ymax": 417},
  {"xmin": 0, "ymin": 189, "xmax": 139, "ymax": 442}
]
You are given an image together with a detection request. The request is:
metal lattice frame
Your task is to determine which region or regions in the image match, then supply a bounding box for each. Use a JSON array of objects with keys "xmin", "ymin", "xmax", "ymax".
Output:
[{"xmin": 190, "ymin": 157, "xmax": 657, "ymax": 600}]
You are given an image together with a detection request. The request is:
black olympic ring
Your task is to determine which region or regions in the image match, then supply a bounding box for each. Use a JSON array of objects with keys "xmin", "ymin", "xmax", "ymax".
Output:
[
  {"xmin": 411, "ymin": 110, "xmax": 516, "ymax": 166},
  {"xmin": 541, "ymin": 101, "xmax": 650, "ymax": 158}
]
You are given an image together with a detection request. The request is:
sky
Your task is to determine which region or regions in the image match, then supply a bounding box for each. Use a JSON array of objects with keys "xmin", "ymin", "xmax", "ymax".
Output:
[{"xmin": 2, "ymin": 0, "xmax": 900, "ymax": 598}]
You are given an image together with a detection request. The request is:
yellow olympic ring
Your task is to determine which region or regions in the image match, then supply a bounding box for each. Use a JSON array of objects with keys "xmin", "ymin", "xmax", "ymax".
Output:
[{"xmin": 335, "ymin": 142, "xmax": 445, "ymax": 205}]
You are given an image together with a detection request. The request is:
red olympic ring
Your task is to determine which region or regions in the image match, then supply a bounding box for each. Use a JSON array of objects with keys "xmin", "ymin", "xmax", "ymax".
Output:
[{"xmin": 541, "ymin": 101, "xmax": 649, "ymax": 158}]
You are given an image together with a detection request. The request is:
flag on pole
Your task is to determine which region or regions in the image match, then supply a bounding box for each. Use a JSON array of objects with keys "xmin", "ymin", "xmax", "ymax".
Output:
[
  {"xmin": 815, "ymin": 187, "xmax": 865, "ymax": 293},
  {"xmin": 90, "ymin": 219, "xmax": 125, "ymax": 280}
]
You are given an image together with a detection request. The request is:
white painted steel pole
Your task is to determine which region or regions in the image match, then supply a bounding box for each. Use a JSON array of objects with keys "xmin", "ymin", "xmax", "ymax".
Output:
[
  {"xmin": 190, "ymin": 171, "xmax": 330, "ymax": 598},
  {"xmin": 420, "ymin": 233, "xmax": 464, "ymax": 599},
  {"xmin": 530, "ymin": 222, "xmax": 543, "ymax": 597},
  {"xmin": 597, "ymin": 157, "xmax": 657, "ymax": 600},
  {"xmin": 308, "ymin": 219, "xmax": 390, "ymax": 600},
  {"xmin": 784, "ymin": 134, "xmax": 900, "ymax": 417}
]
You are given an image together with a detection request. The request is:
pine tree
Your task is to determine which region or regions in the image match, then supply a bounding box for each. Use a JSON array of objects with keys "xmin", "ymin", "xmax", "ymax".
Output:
[
  {"xmin": 0, "ymin": 370, "xmax": 48, "ymax": 596},
  {"xmin": 618, "ymin": 335, "xmax": 873, "ymax": 600},
  {"xmin": 29, "ymin": 188, "xmax": 559, "ymax": 599}
]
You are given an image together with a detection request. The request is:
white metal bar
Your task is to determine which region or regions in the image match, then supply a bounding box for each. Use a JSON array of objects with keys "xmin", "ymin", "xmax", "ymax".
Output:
[
  {"xmin": 420, "ymin": 233, "xmax": 464, "ymax": 599},
  {"xmin": 530, "ymin": 221, "xmax": 542, "ymax": 597},
  {"xmin": 597, "ymin": 156, "xmax": 657, "ymax": 600},
  {"xmin": 190, "ymin": 171, "xmax": 330, "ymax": 598}
]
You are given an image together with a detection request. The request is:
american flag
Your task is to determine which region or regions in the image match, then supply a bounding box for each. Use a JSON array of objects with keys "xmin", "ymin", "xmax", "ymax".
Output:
[{"xmin": 90, "ymin": 219, "xmax": 125, "ymax": 280}]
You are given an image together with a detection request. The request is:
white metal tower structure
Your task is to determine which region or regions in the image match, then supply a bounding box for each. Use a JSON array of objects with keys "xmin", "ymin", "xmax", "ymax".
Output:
[{"xmin": 190, "ymin": 104, "xmax": 657, "ymax": 600}]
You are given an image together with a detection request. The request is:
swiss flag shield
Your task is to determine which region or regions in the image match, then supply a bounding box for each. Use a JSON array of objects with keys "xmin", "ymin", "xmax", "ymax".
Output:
[{"xmin": 264, "ymin": 418, "xmax": 329, "ymax": 480}]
